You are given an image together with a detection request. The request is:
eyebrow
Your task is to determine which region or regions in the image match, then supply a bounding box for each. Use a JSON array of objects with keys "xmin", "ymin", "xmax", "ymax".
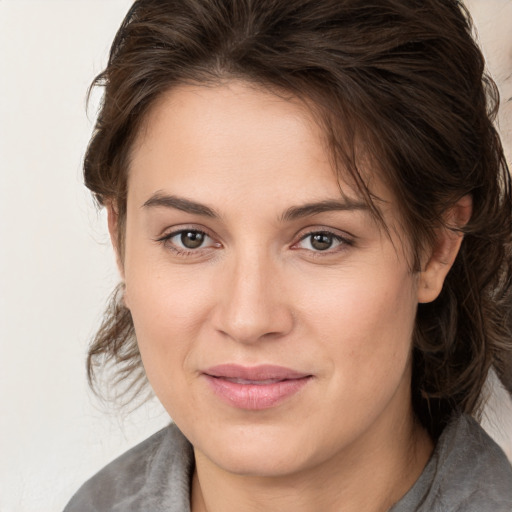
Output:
[
  {"xmin": 142, "ymin": 193, "xmax": 219, "ymax": 218},
  {"xmin": 281, "ymin": 198, "xmax": 369, "ymax": 221},
  {"xmin": 142, "ymin": 192, "xmax": 369, "ymax": 221}
]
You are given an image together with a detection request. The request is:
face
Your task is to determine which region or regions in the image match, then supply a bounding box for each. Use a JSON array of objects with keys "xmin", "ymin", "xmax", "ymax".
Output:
[{"xmin": 121, "ymin": 81, "xmax": 423, "ymax": 478}]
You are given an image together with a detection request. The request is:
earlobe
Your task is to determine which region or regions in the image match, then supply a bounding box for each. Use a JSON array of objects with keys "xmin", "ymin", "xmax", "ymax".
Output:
[
  {"xmin": 106, "ymin": 201, "xmax": 125, "ymax": 280},
  {"xmin": 417, "ymin": 195, "xmax": 472, "ymax": 304}
]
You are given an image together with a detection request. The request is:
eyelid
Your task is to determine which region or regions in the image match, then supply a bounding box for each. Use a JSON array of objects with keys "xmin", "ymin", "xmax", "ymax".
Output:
[
  {"xmin": 294, "ymin": 225, "xmax": 355, "ymax": 242},
  {"xmin": 156, "ymin": 223, "xmax": 216, "ymax": 241},
  {"xmin": 154, "ymin": 224, "xmax": 354, "ymax": 256},
  {"xmin": 155, "ymin": 225, "xmax": 222, "ymax": 254},
  {"xmin": 291, "ymin": 226, "xmax": 355, "ymax": 252}
]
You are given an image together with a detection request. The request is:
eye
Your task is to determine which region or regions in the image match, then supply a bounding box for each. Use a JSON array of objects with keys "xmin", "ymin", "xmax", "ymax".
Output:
[
  {"xmin": 295, "ymin": 231, "xmax": 350, "ymax": 252},
  {"xmin": 157, "ymin": 228, "xmax": 220, "ymax": 253},
  {"xmin": 176, "ymin": 230, "xmax": 208, "ymax": 249}
]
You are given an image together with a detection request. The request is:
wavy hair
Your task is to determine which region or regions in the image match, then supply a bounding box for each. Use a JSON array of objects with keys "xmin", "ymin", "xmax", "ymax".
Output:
[{"xmin": 84, "ymin": 0, "xmax": 512, "ymax": 438}]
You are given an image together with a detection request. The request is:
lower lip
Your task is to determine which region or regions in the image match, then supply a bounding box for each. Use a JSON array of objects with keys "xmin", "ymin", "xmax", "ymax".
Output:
[{"xmin": 203, "ymin": 375, "xmax": 312, "ymax": 410}]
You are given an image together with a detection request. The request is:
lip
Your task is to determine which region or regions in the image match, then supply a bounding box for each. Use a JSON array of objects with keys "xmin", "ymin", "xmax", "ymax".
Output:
[{"xmin": 202, "ymin": 364, "xmax": 312, "ymax": 410}]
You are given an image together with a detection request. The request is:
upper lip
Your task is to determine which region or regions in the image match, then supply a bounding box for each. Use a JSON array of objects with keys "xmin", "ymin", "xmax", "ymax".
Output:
[{"xmin": 203, "ymin": 364, "xmax": 311, "ymax": 381}]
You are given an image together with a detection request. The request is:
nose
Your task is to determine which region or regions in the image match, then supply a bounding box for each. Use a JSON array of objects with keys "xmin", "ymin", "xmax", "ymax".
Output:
[{"xmin": 212, "ymin": 250, "xmax": 294, "ymax": 344}]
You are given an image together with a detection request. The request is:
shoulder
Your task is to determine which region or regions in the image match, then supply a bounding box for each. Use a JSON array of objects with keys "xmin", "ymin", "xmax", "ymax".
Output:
[
  {"xmin": 393, "ymin": 414, "xmax": 512, "ymax": 512},
  {"xmin": 435, "ymin": 415, "xmax": 512, "ymax": 511},
  {"xmin": 63, "ymin": 423, "xmax": 193, "ymax": 512}
]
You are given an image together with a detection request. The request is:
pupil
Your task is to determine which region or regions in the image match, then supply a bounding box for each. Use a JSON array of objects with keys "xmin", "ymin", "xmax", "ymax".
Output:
[
  {"xmin": 311, "ymin": 233, "xmax": 333, "ymax": 251},
  {"xmin": 181, "ymin": 231, "xmax": 204, "ymax": 249}
]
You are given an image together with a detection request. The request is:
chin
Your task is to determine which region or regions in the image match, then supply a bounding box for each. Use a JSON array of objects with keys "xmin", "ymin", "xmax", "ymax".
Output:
[
  {"xmin": 207, "ymin": 446, "xmax": 309, "ymax": 478},
  {"xmin": 191, "ymin": 421, "xmax": 317, "ymax": 478}
]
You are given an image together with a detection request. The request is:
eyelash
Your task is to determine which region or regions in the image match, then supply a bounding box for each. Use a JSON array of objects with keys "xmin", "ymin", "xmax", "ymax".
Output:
[
  {"xmin": 155, "ymin": 228, "xmax": 219, "ymax": 256},
  {"xmin": 155, "ymin": 228, "xmax": 354, "ymax": 257},
  {"xmin": 293, "ymin": 230, "xmax": 354, "ymax": 255}
]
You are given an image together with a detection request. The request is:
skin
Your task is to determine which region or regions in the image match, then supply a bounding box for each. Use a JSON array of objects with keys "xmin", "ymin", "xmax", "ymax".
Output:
[{"xmin": 109, "ymin": 81, "xmax": 468, "ymax": 512}]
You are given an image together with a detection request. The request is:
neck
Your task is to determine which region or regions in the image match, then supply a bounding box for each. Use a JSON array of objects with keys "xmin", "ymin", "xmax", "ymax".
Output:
[{"xmin": 191, "ymin": 410, "xmax": 433, "ymax": 512}]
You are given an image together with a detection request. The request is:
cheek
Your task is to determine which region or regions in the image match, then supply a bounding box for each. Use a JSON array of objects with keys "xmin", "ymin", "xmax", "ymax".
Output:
[
  {"xmin": 124, "ymin": 264, "xmax": 214, "ymax": 422},
  {"xmin": 299, "ymin": 264, "xmax": 418, "ymax": 383},
  {"xmin": 127, "ymin": 272, "xmax": 210, "ymax": 340},
  {"xmin": 123, "ymin": 245, "xmax": 216, "ymax": 386}
]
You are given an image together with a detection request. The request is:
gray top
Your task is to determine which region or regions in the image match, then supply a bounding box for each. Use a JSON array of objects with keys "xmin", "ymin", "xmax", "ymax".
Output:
[
  {"xmin": 64, "ymin": 415, "xmax": 512, "ymax": 511},
  {"xmin": 389, "ymin": 415, "xmax": 512, "ymax": 511}
]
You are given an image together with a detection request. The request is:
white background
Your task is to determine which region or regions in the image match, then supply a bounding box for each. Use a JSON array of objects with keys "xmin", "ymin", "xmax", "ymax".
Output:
[{"xmin": 0, "ymin": 1, "xmax": 511, "ymax": 511}]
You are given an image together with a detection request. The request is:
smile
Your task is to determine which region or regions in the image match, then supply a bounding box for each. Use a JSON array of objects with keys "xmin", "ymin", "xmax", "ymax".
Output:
[{"xmin": 202, "ymin": 364, "xmax": 313, "ymax": 410}]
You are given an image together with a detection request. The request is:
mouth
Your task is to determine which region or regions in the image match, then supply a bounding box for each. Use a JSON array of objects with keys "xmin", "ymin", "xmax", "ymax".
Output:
[{"xmin": 202, "ymin": 364, "xmax": 313, "ymax": 410}]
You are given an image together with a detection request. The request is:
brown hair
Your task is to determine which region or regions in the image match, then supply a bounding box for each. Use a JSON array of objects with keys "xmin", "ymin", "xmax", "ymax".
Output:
[{"xmin": 85, "ymin": 0, "xmax": 512, "ymax": 438}]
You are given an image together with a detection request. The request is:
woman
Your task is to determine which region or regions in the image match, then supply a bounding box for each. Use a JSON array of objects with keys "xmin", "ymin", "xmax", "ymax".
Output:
[{"xmin": 65, "ymin": 0, "xmax": 512, "ymax": 510}]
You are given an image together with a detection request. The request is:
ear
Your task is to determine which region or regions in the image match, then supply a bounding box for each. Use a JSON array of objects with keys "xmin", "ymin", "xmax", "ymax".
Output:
[
  {"xmin": 106, "ymin": 201, "xmax": 125, "ymax": 280},
  {"xmin": 417, "ymin": 195, "xmax": 472, "ymax": 304}
]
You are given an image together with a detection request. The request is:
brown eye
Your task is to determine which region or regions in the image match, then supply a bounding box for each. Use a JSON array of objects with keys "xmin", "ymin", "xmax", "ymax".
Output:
[
  {"xmin": 294, "ymin": 230, "xmax": 350, "ymax": 253},
  {"xmin": 158, "ymin": 229, "xmax": 217, "ymax": 253},
  {"xmin": 180, "ymin": 231, "xmax": 206, "ymax": 249},
  {"xmin": 310, "ymin": 233, "xmax": 334, "ymax": 251}
]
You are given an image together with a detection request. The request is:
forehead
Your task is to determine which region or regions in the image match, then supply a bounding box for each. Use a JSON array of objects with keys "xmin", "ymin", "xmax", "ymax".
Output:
[
  {"xmin": 132, "ymin": 81, "xmax": 328, "ymax": 180},
  {"xmin": 129, "ymin": 81, "xmax": 390, "ymax": 208}
]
